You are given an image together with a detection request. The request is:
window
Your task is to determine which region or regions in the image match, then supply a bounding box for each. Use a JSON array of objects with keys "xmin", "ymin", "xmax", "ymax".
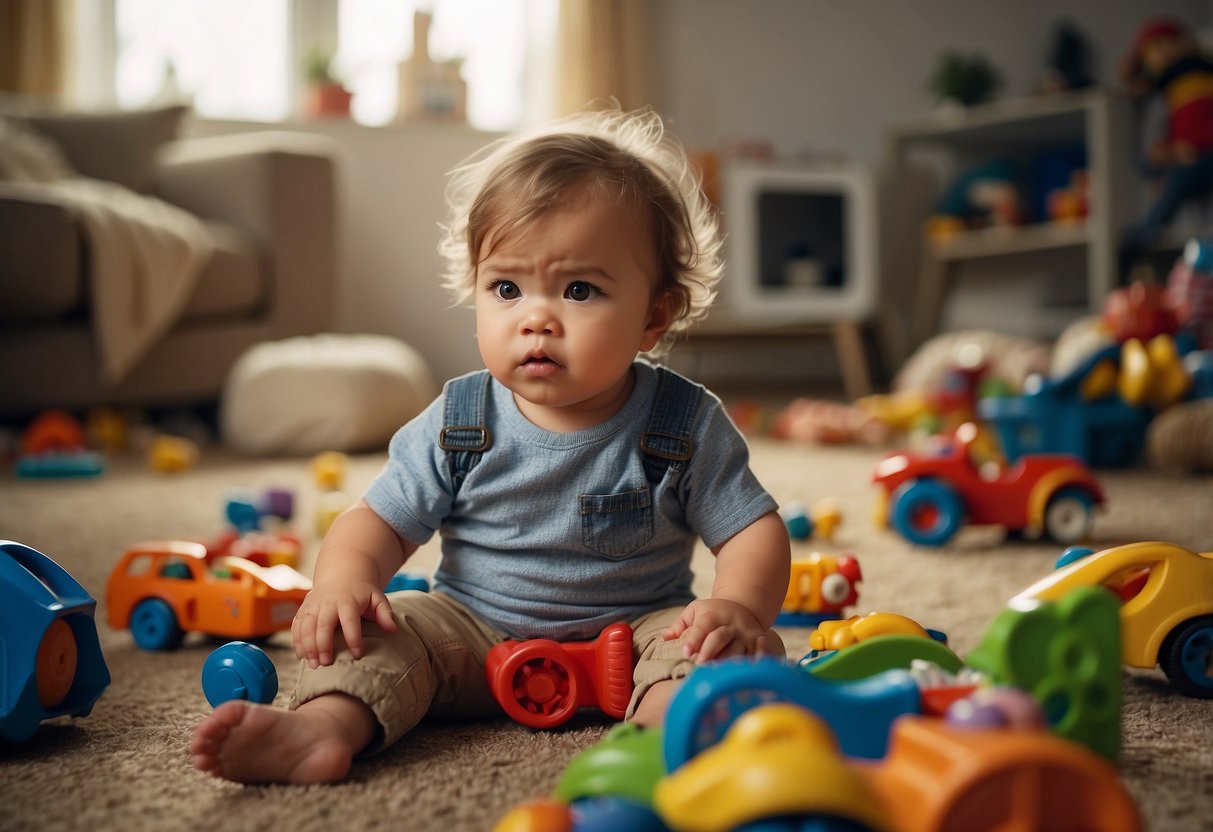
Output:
[
  {"xmin": 104, "ymin": 0, "xmax": 554, "ymax": 131},
  {"xmin": 115, "ymin": 0, "xmax": 291, "ymax": 120}
]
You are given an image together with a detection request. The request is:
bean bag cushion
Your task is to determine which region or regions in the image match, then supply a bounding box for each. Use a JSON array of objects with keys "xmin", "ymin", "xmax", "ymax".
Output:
[{"xmin": 221, "ymin": 334, "xmax": 437, "ymax": 455}]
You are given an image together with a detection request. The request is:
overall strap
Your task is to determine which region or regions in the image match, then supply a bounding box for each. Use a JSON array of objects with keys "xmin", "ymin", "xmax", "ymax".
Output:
[
  {"xmin": 438, "ymin": 370, "xmax": 494, "ymax": 494},
  {"xmin": 640, "ymin": 366, "xmax": 703, "ymax": 485}
]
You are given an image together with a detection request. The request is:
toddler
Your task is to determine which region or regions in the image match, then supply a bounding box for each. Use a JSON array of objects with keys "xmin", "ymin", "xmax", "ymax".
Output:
[{"xmin": 190, "ymin": 107, "xmax": 791, "ymax": 784}]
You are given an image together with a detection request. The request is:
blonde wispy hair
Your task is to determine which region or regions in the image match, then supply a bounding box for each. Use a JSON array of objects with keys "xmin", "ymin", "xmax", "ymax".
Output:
[{"xmin": 438, "ymin": 106, "xmax": 722, "ymax": 356}]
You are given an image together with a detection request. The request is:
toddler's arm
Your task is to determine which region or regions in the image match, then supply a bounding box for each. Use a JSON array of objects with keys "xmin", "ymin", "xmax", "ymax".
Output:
[
  {"xmin": 662, "ymin": 510, "xmax": 790, "ymax": 662},
  {"xmin": 292, "ymin": 499, "xmax": 417, "ymax": 667}
]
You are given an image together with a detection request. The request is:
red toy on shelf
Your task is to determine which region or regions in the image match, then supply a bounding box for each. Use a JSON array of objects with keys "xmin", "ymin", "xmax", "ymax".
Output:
[{"xmin": 485, "ymin": 621, "xmax": 633, "ymax": 729}]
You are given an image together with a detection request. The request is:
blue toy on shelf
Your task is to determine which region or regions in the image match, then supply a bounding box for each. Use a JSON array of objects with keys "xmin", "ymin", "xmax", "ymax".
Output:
[
  {"xmin": 201, "ymin": 641, "xmax": 279, "ymax": 707},
  {"xmin": 1, "ymin": 540, "xmax": 111, "ymax": 742}
]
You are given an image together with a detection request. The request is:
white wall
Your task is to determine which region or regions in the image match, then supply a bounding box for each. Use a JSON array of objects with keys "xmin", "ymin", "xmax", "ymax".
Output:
[{"xmin": 649, "ymin": 0, "xmax": 1208, "ymax": 168}]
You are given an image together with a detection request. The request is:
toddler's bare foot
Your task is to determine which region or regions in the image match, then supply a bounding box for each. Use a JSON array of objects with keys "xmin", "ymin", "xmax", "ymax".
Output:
[{"xmin": 190, "ymin": 696, "xmax": 371, "ymax": 784}]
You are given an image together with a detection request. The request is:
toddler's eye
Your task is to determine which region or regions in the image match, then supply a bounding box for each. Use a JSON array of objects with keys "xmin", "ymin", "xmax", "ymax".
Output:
[
  {"xmin": 492, "ymin": 280, "xmax": 520, "ymax": 300},
  {"xmin": 564, "ymin": 281, "xmax": 600, "ymax": 302}
]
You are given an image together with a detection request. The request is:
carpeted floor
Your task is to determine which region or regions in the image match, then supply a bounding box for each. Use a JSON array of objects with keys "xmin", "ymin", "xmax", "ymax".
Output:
[{"xmin": 1, "ymin": 435, "xmax": 1212, "ymax": 832}]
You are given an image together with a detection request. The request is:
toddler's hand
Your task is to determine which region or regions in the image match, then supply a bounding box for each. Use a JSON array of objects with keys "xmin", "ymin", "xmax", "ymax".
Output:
[
  {"xmin": 292, "ymin": 577, "xmax": 398, "ymax": 668},
  {"xmin": 661, "ymin": 598, "xmax": 767, "ymax": 663}
]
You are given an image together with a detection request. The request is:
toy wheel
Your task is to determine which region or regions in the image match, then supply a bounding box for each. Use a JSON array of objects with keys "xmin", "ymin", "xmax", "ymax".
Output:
[
  {"xmin": 495, "ymin": 644, "xmax": 580, "ymax": 729},
  {"xmin": 1160, "ymin": 616, "xmax": 1213, "ymax": 698},
  {"xmin": 1043, "ymin": 487, "xmax": 1094, "ymax": 544},
  {"xmin": 129, "ymin": 598, "xmax": 184, "ymax": 650},
  {"xmin": 36, "ymin": 618, "xmax": 79, "ymax": 708},
  {"xmin": 889, "ymin": 479, "xmax": 963, "ymax": 546},
  {"xmin": 662, "ymin": 657, "xmax": 809, "ymax": 772}
]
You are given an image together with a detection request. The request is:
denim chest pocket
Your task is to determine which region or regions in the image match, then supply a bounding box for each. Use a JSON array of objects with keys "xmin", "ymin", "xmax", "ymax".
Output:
[{"xmin": 580, "ymin": 486, "xmax": 654, "ymax": 559}]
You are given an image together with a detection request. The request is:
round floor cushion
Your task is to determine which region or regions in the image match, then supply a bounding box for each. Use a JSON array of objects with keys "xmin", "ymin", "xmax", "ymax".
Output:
[{"xmin": 221, "ymin": 334, "xmax": 438, "ymax": 455}]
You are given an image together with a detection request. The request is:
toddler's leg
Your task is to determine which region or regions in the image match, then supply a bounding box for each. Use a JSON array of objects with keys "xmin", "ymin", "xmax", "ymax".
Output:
[
  {"xmin": 190, "ymin": 691, "xmax": 376, "ymax": 784},
  {"xmin": 191, "ymin": 591, "xmax": 502, "ymax": 784},
  {"xmin": 626, "ymin": 606, "xmax": 786, "ymax": 727}
]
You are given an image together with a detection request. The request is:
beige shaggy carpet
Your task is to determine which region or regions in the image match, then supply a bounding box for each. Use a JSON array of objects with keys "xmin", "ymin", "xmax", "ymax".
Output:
[{"xmin": 1, "ymin": 435, "xmax": 1212, "ymax": 832}]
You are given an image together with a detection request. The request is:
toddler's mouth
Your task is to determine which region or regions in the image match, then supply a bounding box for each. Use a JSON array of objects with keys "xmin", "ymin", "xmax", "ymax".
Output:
[{"xmin": 521, "ymin": 353, "xmax": 563, "ymax": 375}]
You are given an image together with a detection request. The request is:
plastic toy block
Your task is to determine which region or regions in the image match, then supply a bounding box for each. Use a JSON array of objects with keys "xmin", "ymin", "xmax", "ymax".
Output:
[
  {"xmin": 385, "ymin": 572, "xmax": 431, "ymax": 593},
  {"xmin": 802, "ymin": 633, "xmax": 964, "ymax": 682},
  {"xmin": 655, "ymin": 704, "xmax": 890, "ymax": 832},
  {"xmin": 225, "ymin": 492, "xmax": 262, "ymax": 533},
  {"xmin": 862, "ymin": 716, "xmax": 1142, "ymax": 832},
  {"xmin": 309, "ymin": 451, "xmax": 348, "ymax": 491},
  {"xmin": 663, "ymin": 657, "xmax": 922, "ymax": 770},
  {"xmin": 965, "ymin": 586, "xmax": 1121, "ymax": 760},
  {"xmin": 201, "ymin": 641, "xmax": 279, "ymax": 707},
  {"xmin": 485, "ymin": 622, "xmax": 633, "ymax": 730},
  {"xmin": 781, "ymin": 502, "xmax": 813, "ymax": 540},
  {"xmin": 553, "ymin": 723, "xmax": 666, "ymax": 807},
  {"xmin": 148, "ymin": 434, "xmax": 199, "ymax": 473},
  {"xmin": 1, "ymin": 540, "xmax": 111, "ymax": 742}
]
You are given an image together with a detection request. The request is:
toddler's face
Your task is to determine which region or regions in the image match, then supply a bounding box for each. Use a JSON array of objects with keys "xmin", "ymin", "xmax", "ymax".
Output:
[{"xmin": 473, "ymin": 189, "xmax": 670, "ymax": 431}]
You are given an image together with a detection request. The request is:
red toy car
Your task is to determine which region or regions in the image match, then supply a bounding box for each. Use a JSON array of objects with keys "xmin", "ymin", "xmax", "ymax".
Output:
[
  {"xmin": 106, "ymin": 540, "xmax": 312, "ymax": 650},
  {"xmin": 485, "ymin": 622, "xmax": 633, "ymax": 729},
  {"xmin": 873, "ymin": 423, "xmax": 1105, "ymax": 546}
]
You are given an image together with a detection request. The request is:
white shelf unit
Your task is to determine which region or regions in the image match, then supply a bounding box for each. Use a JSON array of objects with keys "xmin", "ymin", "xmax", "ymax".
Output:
[{"xmin": 879, "ymin": 90, "xmax": 1137, "ymax": 354}]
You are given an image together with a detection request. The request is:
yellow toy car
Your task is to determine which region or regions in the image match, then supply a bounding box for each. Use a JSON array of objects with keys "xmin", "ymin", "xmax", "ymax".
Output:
[{"xmin": 1012, "ymin": 541, "xmax": 1213, "ymax": 697}]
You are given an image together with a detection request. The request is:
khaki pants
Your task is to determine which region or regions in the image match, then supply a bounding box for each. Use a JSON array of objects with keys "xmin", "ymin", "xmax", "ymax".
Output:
[{"xmin": 288, "ymin": 591, "xmax": 785, "ymax": 753}]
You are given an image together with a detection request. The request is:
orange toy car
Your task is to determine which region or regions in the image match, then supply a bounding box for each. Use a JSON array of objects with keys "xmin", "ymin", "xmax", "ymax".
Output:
[{"xmin": 106, "ymin": 540, "xmax": 311, "ymax": 650}]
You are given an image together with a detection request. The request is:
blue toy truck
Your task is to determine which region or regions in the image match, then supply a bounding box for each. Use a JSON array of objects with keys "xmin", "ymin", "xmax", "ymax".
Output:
[{"xmin": 1, "ymin": 540, "xmax": 111, "ymax": 742}]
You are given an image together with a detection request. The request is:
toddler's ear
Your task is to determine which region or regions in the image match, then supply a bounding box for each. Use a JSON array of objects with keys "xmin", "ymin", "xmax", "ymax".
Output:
[{"xmin": 640, "ymin": 292, "xmax": 676, "ymax": 352}]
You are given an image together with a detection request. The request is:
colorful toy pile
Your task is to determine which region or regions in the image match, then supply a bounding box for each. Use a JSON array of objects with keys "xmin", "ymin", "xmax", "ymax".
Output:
[
  {"xmin": 494, "ymin": 581, "xmax": 1146, "ymax": 831},
  {"xmin": 493, "ymin": 539, "xmax": 1213, "ymax": 829}
]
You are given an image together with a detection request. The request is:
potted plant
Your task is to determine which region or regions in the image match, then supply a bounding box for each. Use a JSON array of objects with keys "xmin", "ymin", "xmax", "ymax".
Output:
[
  {"xmin": 926, "ymin": 51, "xmax": 1002, "ymax": 107},
  {"xmin": 304, "ymin": 45, "xmax": 352, "ymax": 118}
]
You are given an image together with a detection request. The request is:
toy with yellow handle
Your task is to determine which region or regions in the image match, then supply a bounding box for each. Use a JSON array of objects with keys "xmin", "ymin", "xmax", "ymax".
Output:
[
  {"xmin": 654, "ymin": 703, "xmax": 891, "ymax": 832},
  {"xmin": 809, "ymin": 612, "xmax": 931, "ymax": 652}
]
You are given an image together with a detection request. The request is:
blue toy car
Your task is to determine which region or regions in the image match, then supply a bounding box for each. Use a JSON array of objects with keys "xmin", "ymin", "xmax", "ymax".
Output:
[{"xmin": 1, "ymin": 540, "xmax": 111, "ymax": 742}]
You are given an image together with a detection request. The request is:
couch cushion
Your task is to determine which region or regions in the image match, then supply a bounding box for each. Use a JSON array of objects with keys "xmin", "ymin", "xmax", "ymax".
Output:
[
  {"xmin": 0, "ymin": 187, "xmax": 82, "ymax": 318},
  {"xmin": 1, "ymin": 105, "xmax": 187, "ymax": 193},
  {"xmin": 181, "ymin": 222, "xmax": 266, "ymax": 321}
]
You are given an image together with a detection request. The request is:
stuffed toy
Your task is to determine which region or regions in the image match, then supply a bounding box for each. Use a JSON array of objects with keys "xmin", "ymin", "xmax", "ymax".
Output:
[{"xmin": 1118, "ymin": 17, "xmax": 1213, "ymax": 278}]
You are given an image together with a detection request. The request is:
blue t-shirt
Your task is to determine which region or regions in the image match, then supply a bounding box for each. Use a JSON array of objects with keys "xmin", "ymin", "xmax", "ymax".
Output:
[{"xmin": 364, "ymin": 361, "xmax": 777, "ymax": 640}]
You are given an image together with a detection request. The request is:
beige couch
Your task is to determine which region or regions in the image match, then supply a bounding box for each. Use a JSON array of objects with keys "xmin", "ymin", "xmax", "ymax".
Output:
[{"xmin": 0, "ymin": 105, "xmax": 338, "ymax": 417}]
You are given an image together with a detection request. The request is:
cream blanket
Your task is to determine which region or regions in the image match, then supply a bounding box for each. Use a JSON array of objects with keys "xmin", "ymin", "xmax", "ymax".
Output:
[{"xmin": 0, "ymin": 117, "xmax": 213, "ymax": 383}]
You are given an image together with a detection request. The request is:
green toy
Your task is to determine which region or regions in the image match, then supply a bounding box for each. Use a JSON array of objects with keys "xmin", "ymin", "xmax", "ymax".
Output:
[
  {"xmin": 800, "ymin": 633, "xmax": 965, "ymax": 682},
  {"xmin": 966, "ymin": 586, "xmax": 1122, "ymax": 760},
  {"xmin": 552, "ymin": 722, "xmax": 666, "ymax": 807}
]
